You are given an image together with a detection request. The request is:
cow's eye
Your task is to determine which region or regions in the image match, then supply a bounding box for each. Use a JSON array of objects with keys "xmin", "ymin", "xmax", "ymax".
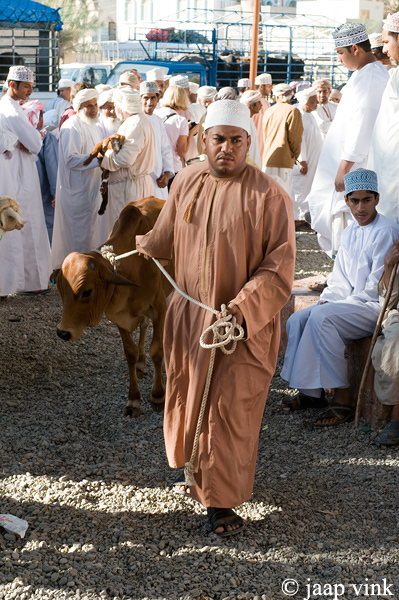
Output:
[{"xmin": 81, "ymin": 289, "xmax": 92, "ymax": 299}]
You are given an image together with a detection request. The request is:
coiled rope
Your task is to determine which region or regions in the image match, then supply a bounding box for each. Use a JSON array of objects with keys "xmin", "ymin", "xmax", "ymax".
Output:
[{"xmin": 96, "ymin": 244, "xmax": 245, "ymax": 486}]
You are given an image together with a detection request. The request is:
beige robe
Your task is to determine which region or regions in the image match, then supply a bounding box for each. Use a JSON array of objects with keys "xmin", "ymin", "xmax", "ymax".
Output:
[{"xmin": 137, "ymin": 160, "xmax": 295, "ymax": 508}]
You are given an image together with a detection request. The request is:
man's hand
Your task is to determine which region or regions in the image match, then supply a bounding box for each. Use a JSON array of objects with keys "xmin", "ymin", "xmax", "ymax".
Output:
[
  {"xmin": 17, "ymin": 142, "xmax": 29, "ymax": 153},
  {"xmin": 217, "ymin": 303, "xmax": 244, "ymax": 326},
  {"xmin": 157, "ymin": 172, "xmax": 171, "ymax": 189},
  {"xmin": 335, "ymin": 160, "xmax": 354, "ymax": 192},
  {"xmin": 52, "ymin": 195, "xmax": 56, "ymax": 208},
  {"xmin": 383, "ymin": 241, "xmax": 399, "ymax": 288},
  {"xmin": 298, "ymin": 161, "xmax": 308, "ymax": 175}
]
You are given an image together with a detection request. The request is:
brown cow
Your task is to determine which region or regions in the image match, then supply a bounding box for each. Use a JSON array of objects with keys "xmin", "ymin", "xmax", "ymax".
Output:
[{"xmin": 53, "ymin": 196, "xmax": 173, "ymax": 417}]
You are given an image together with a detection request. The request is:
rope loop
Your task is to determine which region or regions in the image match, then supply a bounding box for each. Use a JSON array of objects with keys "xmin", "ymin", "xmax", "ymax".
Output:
[
  {"xmin": 199, "ymin": 303, "xmax": 245, "ymax": 355},
  {"xmin": 98, "ymin": 245, "xmax": 119, "ymax": 272}
]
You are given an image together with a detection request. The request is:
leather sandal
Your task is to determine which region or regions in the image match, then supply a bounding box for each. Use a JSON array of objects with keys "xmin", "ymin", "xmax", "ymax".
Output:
[{"xmin": 207, "ymin": 507, "xmax": 245, "ymax": 537}]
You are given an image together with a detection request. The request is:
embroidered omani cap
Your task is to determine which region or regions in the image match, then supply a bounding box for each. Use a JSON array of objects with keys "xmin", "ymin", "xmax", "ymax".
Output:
[
  {"xmin": 140, "ymin": 81, "xmax": 159, "ymax": 95},
  {"xmin": 344, "ymin": 169, "xmax": 378, "ymax": 195},
  {"xmin": 383, "ymin": 12, "xmax": 399, "ymax": 34},
  {"xmin": 169, "ymin": 75, "xmax": 189, "ymax": 88},
  {"xmin": 255, "ymin": 73, "xmax": 272, "ymax": 85},
  {"xmin": 7, "ymin": 65, "xmax": 34, "ymax": 83},
  {"xmin": 369, "ymin": 32, "xmax": 384, "ymax": 48},
  {"xmin": 237, "ymin": 78, "xmax": 252, "ymax": 88},
  {"xmin": 332, "ymin": 22, "xmax": 369, "ymax": 49}
]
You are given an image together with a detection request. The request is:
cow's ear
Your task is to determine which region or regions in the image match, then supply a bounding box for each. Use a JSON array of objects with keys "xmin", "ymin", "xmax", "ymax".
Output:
[
  {"xmin": 104, "ymin": 271, "xmax": 139, "ymax": 287},
  {"xmin": 50, "ymin": 268, "xmax": 60, "ymax": 284}
]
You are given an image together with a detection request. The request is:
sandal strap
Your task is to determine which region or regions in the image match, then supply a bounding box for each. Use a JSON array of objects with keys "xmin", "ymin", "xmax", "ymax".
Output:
[{"xmin": 207, "ymin": 507, "xmax": 244, "ymax": 529}]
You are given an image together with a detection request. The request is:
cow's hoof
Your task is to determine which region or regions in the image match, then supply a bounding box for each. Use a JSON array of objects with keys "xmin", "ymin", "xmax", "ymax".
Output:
[
  {"xmin": 123, "ymin": 402, "xmax": 142, "ymax": 418},
  {"xmin": 136, "ymin": 364, "xmax": 145, "ymax": 380},
  {"xmin": 150, "ymin": 396, "xmax": 165, "ymax": 413}
]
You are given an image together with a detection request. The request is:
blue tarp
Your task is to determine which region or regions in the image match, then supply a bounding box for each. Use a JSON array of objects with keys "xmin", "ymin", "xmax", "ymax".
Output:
[{"xmin": 0, "ymin": 0, "xmax": 62, "ymax": 31}]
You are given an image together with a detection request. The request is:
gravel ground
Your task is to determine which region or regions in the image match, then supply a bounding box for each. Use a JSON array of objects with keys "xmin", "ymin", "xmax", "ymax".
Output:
[{"xmin": 1, "ymin": 231, "xmax": 398, "ymax": 600}]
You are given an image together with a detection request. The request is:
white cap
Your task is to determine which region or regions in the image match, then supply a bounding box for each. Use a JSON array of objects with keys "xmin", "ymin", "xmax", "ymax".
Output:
[
  {"xmin": 255, "ymin": 73, "xmax": 272, "ymax": 85},
  {"xmin": 146, "ymin": 67, "xmax": 166, "ymax": 82},
  {"xmin": 273, "ymin": 83, "xmax": 293, "ymax": 97},
  {"xmin": 58, "ymin": 78, "xmax": 75, "ymax": 89},
  {"xmin": 204, "ymin": 99, "xmax": 252, "ymax": 136},
  {"xmin": 140, "ymin": 81, "xmax": 159, "ymax": 95},
  {"xmin": 119, "ymin": 72, "xmax": 139, "ymax": 86},
  {"xmin": 237, "ymin": 78, "xmax": 252, "ymax": 88},
  {"xmin": 240, "ymin": 90, "xmax": 262, "ymax": 106},
  {"xmin": 198, "ymin": 85, "xmax": 217, "ymax": 100},
  {"xmin": 169, "ymin": 75, "xmax": 189, "ymax": 88},
  {"xmin": 189, "ymin": 82, "xmax": 199, "ymax": 94}
]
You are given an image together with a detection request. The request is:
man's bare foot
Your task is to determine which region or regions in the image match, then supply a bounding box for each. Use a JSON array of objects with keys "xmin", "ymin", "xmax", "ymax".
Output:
[{"xmin": 207, "ymin": 507, "xmax": 245, "ymax": 536}]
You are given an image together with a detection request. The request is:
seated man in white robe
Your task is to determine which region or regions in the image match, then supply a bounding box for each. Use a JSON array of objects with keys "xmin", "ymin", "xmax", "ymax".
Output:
[
  {"xmin": 100, "ymin": 87, "xmax": 156, "ymax": 231},
  {"xmin": 281, "ymin": 169, "xmax": 399, "ymax": 426},
  {"xmin": 52, "ymin": 88, "xmax": 107, "ymax": 269},
  {"xmin": 97, "ymin": 89, "xmax": 121, "ymax": 139},
  {"xmin": 140, "ymin": 81, "xmax": 174, "ymax": 200}
]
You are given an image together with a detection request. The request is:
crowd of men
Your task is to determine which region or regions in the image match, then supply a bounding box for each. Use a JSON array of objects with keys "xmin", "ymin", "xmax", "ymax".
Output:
[{"xmin": 2, "ymin": 13, "xmax": 399, "ymax": 535}]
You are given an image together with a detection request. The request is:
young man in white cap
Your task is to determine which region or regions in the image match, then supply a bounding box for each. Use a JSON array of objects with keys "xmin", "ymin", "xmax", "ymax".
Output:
[
  {"xmin": 97, "ymin": 89, "xmax": 121, "ymax": 138},
  {"xmin": 43, "ymin": 78, "xmax": 75, "ymax": 136},
  {"xmin": 52, "ymin": 88, "xmax": 107, "ymax": 269},
  {"xmin": 307, "ymin": 22, "xmax": 389, "ymax": 258},
  {"xmin": 140, "ymin": 81, "xmax": 174, "ymax": 199},
  {"xmin": 281, "ymin": 169, "xmax": 399, "ymax": 426},
  {"xmin": 100, "ymin": 87, "xmax": 155, "ymax": 231},
  {"xmin": 136, "ymin": 99, "xmax": 295, "ymax": 536},
  {"xmin": 237, "ymin": 77, "xmax": 252, "ymax": 97},
  {"xmin": 0, "ymin": 65, "xmax": 51, "ymax": 295},
  {"xmin": 239, "ymin": 90, "xmax": 262, "ymax": 167},
  {"xmin": 146, "ymin": 67, "xmax": 166, "ymax": 98},
  {"xmin": 312, "ymin": 79, "xmax": 337, "ymax": 139},
  {"xmin": 369, "ymin": 12, "xmax": 399, "ymax": 224},
  {"xmin": 253, "ymin": 73, "xmax": 272, "ymax": 164},
  {"xmin": 262, "ymin": 83, "xmax": 303, "ymax": 195},
  {"xmin": 292, "ymin": 86, "xmax": 323, "ymax": 229}
]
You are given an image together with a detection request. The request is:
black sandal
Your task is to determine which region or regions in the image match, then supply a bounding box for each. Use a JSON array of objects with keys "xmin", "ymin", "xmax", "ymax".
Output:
[
  {"xmin": 171, "ymin": 470, "xmax": 190, "ymax": 496},
  {"xmin": 207, "ymin": 507, "xmax": 245, "ymax": 537},
  {"xmin": 280, "ymin": 391, "xmax": 327, "ymax": 411},
  {"xmin": 315, "ymin": 404, "xmax": 355, "ymax": 427}
]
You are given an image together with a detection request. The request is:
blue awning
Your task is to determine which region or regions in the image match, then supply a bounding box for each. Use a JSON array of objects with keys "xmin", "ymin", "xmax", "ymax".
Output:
[{"xmin": 0, "ymin": 0, "xmax": 62, "ymax": 31}]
